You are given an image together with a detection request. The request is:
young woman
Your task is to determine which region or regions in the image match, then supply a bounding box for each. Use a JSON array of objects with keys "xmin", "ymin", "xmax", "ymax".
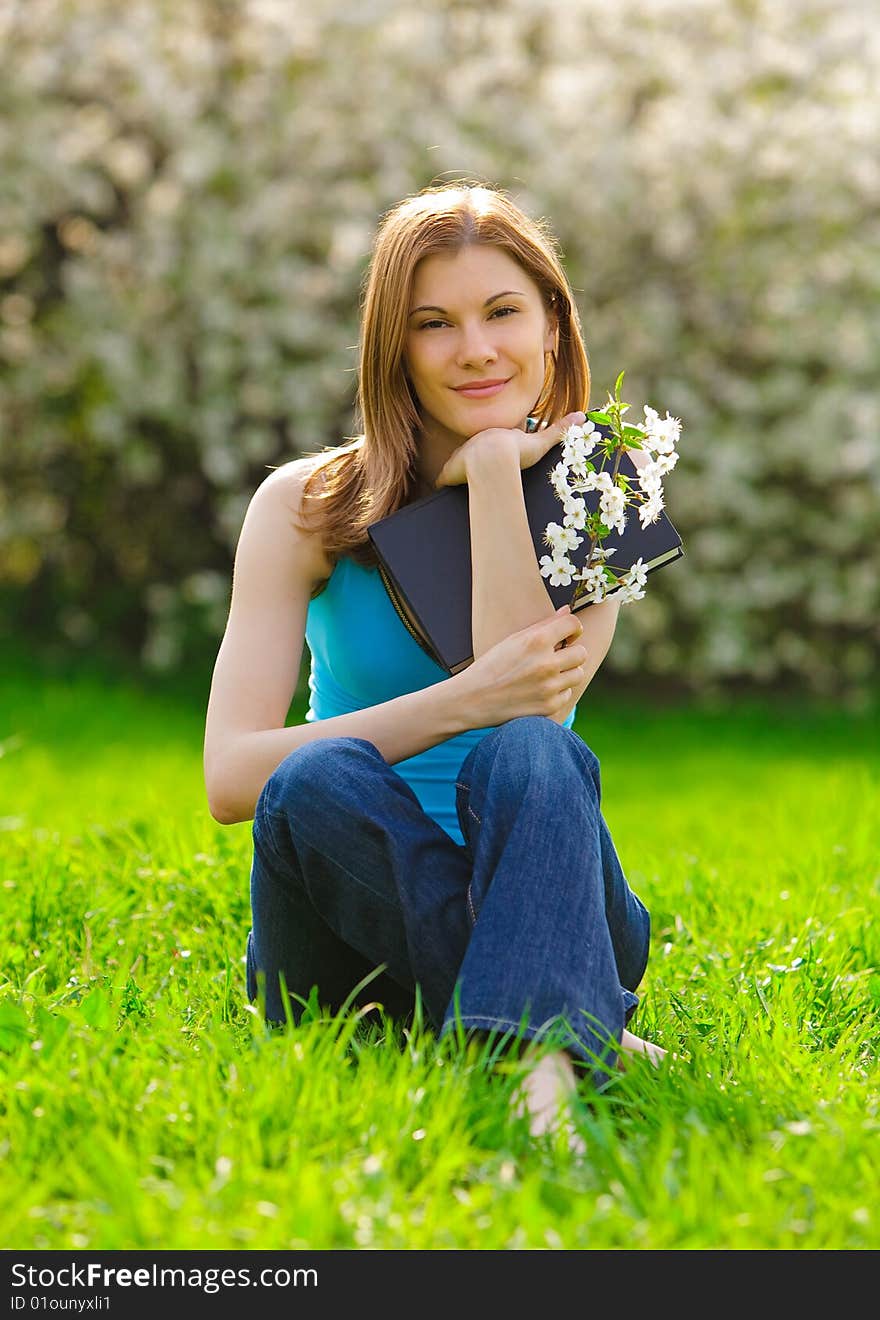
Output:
[{"xmin": 203, "ymin": 181, "xmax": 666, "ymax": 1141}]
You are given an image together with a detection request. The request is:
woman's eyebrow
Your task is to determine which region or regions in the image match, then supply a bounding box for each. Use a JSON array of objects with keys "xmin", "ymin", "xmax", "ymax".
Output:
[{"xmin": 408, "ymin": 290, "xmax": 526, "ymax": 316}]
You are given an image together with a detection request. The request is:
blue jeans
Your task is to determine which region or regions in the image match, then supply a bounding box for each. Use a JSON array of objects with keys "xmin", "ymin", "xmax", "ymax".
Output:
[{"xmin": 246, "ymin": 716, "xmax": 650, "ymax": 1081}]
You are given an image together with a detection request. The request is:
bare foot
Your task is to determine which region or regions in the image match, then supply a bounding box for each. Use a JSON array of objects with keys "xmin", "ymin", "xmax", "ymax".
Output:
[
  {"xmin": 513, "ymin": 1050, "xmax": 586, "ymax": 1154},
  {"xmin": 618, "ymin": 1028, "xmax": 669, "ymax": 1069}
]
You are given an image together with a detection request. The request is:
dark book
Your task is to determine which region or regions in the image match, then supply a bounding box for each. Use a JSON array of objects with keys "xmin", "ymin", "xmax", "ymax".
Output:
[{"xmin": 368, "ymin": 427, "xmax": 684, "ymax": 675}]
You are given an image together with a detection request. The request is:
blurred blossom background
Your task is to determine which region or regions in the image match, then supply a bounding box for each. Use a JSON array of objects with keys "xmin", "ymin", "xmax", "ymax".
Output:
[{"xmin": 0, "ymin": 0, "xmax": 877, "ymax": 702}]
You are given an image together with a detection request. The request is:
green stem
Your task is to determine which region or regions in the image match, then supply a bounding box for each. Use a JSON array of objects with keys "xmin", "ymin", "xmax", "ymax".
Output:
[{"xmin": 569, "ymin": 436, "xmax": 632, "ymax": 607}]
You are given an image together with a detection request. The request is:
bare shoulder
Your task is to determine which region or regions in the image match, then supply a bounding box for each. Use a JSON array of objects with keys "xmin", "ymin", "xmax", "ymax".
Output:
[{"xmin": 245, "ymin": 455, "xmax": 334, "ymax": 586}]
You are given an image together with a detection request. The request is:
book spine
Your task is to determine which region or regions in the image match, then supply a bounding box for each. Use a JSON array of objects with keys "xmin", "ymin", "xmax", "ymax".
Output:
[{"xmin": 376, "ymin": 560, "xmax": 444, "ymax": 668}]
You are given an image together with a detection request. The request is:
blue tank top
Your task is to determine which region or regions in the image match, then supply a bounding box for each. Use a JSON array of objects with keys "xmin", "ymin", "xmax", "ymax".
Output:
[{"xmin": 304, "ymin": 555, "xmax": 576, "ymax": 845}]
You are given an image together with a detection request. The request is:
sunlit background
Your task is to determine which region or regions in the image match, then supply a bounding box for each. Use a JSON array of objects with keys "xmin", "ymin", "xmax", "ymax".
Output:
[{"xmin": 1, "ymin": 0, "xmax": 877, "ymax": 702}]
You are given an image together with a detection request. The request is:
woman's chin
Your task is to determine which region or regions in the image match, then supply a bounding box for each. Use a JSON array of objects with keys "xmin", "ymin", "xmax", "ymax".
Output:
[
  {"xmin": 420, "ymin": 399, "xmax": 531, "ymax": 443},
  {"xmin": 454, "ymin": 404, "xmax": 530, "ymax": 435}
]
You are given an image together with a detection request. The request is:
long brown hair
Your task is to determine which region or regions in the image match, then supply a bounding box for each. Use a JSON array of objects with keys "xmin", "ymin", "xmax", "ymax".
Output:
[{"xmin": 296, "ymin": 180, "xmax": 591, "ymax": 575}]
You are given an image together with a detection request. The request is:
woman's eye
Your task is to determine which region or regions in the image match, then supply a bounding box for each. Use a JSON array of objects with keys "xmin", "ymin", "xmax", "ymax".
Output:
[{"xmin": 417, "ymin": 306, "xmax": 518, "ymax": 330}]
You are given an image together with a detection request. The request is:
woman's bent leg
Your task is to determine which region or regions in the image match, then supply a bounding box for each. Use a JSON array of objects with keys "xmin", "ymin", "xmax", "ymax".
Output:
[
  {"xmin": 247, "ymin": 737, "xmax": 472, "ymax": 1026},
  {"xmin": 436, "ymin": 717, "xmax": 651, "ymax": 1082}
]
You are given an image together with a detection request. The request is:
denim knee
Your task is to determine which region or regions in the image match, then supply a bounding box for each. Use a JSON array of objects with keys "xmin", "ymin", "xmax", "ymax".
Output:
[
  {"xmin": 480, "ymin": 716, "xmax": 600, "ymax": 795},
  {"xmin": 257, "ymin": 737, "xmax": 382, "ymax": 826}
]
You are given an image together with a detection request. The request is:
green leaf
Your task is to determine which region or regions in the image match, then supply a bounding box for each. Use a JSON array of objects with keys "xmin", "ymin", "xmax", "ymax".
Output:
[
  {"xmin": 79, "ymin": 986, "xmax": 112, "ymax": 1029},
  {"xmin": 0, "ymin": 1001, "xmax": 30, "ymax": 1052},
  {"xmin": 296, "ymin": 983, "xmax": 323, "ymax": 1026},
  {"xmin": 622, "ymin": 425, "xmax": 645, "ymax": 441},
  {"xmin": 614, "ymin": 369, "xmax": 626, "ymax": 399},
  {"xmin": 33, "ymin": 1006, "xmax": 71, "ymax": 1058},
  {"xmin": 587, "ymin": 410, "xmax": 612, "ymax": 425}
]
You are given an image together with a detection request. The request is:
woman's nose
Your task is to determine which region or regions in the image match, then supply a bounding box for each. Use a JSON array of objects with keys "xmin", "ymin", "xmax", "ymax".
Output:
[{"xmin": 456, "ymin": 321, "xmax": 498, "ymax": 365}]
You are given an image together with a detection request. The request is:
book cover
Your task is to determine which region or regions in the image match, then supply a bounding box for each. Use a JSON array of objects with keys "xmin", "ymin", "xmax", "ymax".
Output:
[{"xmin": 368, "ymin": 431, "xmax": 684, "ymax": 675}]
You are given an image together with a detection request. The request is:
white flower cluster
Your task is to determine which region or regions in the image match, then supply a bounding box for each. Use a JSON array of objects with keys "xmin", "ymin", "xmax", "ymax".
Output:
[{"xmin": 540, "ymin": 406, "xmax": 682, "ymax": 606}]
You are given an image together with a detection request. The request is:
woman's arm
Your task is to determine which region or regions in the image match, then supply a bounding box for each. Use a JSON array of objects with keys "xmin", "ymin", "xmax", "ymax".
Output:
[
  {"xmin": 204, "ymin": 462, "xmax": 588, "ymax": 825},
  {"xmin": 466, "ymin": 439, "xmax": 558, "ymax": 654},
  {"xmin": 203, "ymin": 464, "xmax": 473, "ymax": 824},
  {"xmin": 463, "ymin": 436, "xmax": 621, "ymax": 716}
]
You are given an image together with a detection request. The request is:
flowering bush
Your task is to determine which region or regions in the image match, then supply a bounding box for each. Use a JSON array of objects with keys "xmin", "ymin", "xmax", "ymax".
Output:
[
  {"xmin": 541, "ymin": 372, "xmax": 682, "ymax": 607},
  {"xmin": 0, "ymin": 0, "xmax": 876, "ymax": 695}
]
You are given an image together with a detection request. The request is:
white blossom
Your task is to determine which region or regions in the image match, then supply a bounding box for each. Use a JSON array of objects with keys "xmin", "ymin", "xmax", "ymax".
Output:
[
  {"xmin": 599, "ymin": 486, "xmax": 627, "ymax": 534},
  {"xmin": 563, "ymin": 420, "xmax": 596, "ymax": 444},
  {"xmin": 561, "ymin": 495, "xmax": 587, "ymax": 529},
  {"xmin": 637, "ymin": 462, "xmax": 664, "ymax": 496},
  {"xmin": 544, "ymin": 521, "xmax": 583, "ymax": 553},
  {"xmin": 575, "ymin": 563, "xmax": 607, "ymax": 602},
  {"xmin": 570, "ymin": 468, "xmax": 616, "ymax": 500},
  {"xmin": 642, "ymin": 406, "xmax": 682, "ymax": 456},
  {"xmin": 626, "ymin": 558, "xmax": 648, "ymax": 588},
  {"xmin": 543, "ymin": 377, "xmax": 683, "ymax": 611},
  {"xmin": 653, "ymin": 451, "xmax": 679, "ymax": 475},
  {"xmin": 616, "ymin": 580, "xmax": 646, "ymax": 604},
  {"xmin": 550, "ymin": 462, "xmax": 571, "ymax": 497},
  {"xmin": 638, "ymin": 493, "xmax": 665, "ymax": 526},
  {"xmin": 561, "ymin": 421, "xmax": 598, "ymax": 476},
  {"xmin": 539, "ymin": 554, "xmax": 575, "ymax": 587}
]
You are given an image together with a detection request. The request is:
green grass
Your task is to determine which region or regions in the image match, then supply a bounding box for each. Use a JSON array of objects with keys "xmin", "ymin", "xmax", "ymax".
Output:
[{"xmin": 1, "ymin": 656, "xmax": 878, "ymax": 1250}]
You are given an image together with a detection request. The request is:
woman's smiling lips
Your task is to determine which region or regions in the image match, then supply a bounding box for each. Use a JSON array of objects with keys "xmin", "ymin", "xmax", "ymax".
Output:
[{"xmin": 451, "ymin": 378, "xmax": 511, "ymax": 398}]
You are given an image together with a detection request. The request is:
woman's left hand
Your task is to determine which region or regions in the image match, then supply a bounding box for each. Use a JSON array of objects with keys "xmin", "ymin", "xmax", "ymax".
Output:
[{"xmin": 434, "ymin": 411, "xmax": 586, "ymax": 488}]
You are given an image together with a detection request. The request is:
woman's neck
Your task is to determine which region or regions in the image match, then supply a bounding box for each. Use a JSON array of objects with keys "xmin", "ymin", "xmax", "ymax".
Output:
[
  {"xmin": 412, "ymin": 409, "xmax": 535, "ymax": 493},
  {"xmin": 412, "ymin": 421, "xmax": 461, "ymax": 494}
]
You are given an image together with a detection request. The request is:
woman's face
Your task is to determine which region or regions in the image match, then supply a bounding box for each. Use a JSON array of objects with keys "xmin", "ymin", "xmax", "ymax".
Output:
[{"xmin": 404, "ymin": 244, "xmax": 557, "ymax": 446}]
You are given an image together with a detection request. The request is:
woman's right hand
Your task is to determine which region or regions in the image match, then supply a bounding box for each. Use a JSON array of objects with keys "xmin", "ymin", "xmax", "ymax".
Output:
[{"xmin": 453, "ymin": 606, "xmax": 587, "ymax": 727}]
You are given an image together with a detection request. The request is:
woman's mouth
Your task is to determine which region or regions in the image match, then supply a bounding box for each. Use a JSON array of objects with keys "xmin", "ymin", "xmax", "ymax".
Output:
[{"xmin": 451, "ymin": 378, "xmax": 510, "ymax": 398}]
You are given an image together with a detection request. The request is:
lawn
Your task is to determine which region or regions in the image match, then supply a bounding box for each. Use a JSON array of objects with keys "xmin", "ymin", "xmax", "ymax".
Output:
[{"xmin": 1, "ymin": 656, "xmax": 878, "ymax": 1250}]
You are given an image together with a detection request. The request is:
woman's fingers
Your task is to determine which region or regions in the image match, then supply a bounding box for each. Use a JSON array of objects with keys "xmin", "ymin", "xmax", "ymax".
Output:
[
  {"xmin": 554, "ymin": 410, "xmax": 587, "ymax": 435},
  {"xmin": 545, "ymin": 609, "xmax": 585, "ymax": 705},
  {"xmin": 559, "ymin": 643, "xmax": 587, "ymax": 675},
  {"xmin": 548, "ymin": 604, "xmax": 583, "ymax": 650}
]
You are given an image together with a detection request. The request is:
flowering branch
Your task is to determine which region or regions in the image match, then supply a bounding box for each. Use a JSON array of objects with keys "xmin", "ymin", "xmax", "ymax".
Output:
[{"xmin": 539, "ymin": 370, "xmax": 682, "ymax": 606}]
